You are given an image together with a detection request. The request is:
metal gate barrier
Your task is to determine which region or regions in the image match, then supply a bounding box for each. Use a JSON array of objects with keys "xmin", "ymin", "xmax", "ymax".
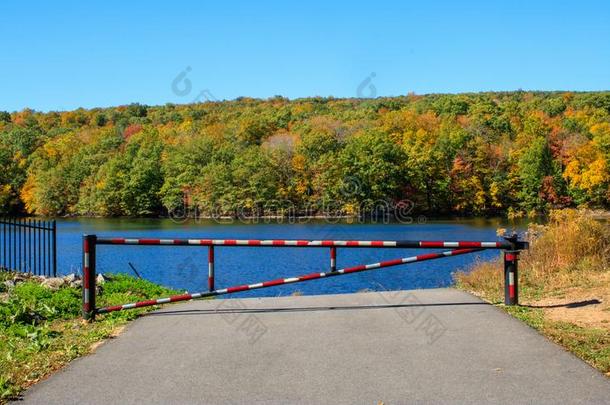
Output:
[{"xmin": 82, "ymin": 234, "xmax": 528, "ymax": 320}]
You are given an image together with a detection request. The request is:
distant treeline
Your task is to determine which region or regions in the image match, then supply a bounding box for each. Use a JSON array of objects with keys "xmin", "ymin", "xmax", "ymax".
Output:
[{"xmin": 1, "ymin": 91, "xmax": 610, "ymax": 218}]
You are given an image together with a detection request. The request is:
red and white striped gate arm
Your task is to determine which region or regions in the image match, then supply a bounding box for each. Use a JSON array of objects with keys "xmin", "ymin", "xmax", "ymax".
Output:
[
  {"xmin": 95, "ymin": 237, "xmax": 510, "ymax": 249},
  {"xmin": 95, "ymin": 248, "xmax": 481, "ymax": 314}
]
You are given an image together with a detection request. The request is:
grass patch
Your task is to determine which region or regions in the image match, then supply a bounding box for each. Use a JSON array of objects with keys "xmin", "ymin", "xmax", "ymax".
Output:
[
  {"xmin": 0, "ymin": 272, "xmax": 179, "ymax": 403},
  {"xmin": 455, "ymin": 209, "xmax": 610, "ymax": 376}
]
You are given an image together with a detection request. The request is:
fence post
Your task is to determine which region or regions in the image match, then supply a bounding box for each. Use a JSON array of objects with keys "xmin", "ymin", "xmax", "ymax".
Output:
[
  {"xmin": 52, "ymin": 220, "xmax": 57, "ymax": 277},
  {"xmin": 330, "ymin": 247, "xmax": 337, "ymax": 272},
  {"xmin": 208, "ymin": 245, "xmax": 214, "ymax": 291},
  {"xmin": 83, "ymin": 234, "xmax": 97, "ymax": 321},
  {"xmin": 503, "ymin": 251, "xmax": 519, "ymax": 305}
]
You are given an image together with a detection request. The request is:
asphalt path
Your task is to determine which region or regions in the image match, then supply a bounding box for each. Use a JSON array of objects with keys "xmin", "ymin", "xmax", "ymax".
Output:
[{"xmin": 16, "ymin": 289, "xmax": 610, "ymax": 404}]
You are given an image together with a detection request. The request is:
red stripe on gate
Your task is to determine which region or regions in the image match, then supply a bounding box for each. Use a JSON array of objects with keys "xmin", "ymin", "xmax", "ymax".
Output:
[
  {"xmin": 330, "ymin": 248, "xmax": 336, "ymax": 259},
  {"xmin": 224, "ymin": 240, "xmax": 237, "ymax": 245},
  {"xmin": 506, "ymin": 253, "xmax": 518, "ymax": 261},
  {"xmin": 138, "ymin": 239, "xmax": 161, "ymax": 245},
  {"xmin": 199, "ymin": 240, "xmax": 213, "ymax": 245},
  {"xmin": 509, "ymin": 284, "xmax": 515, "ymax": 298},
  {"xmin": 169, "ymin": 294, "xmax": 193, "ymax": 302},
  {"xmin": 416, "ymin": 252, "xmax": 443, "ymax": 261},
  {"xmin": 227, "ymin": 285, "xmax": 250, "ymax": 293},
  {"xmin": 371, "ymin": 241, "xmax": 384, "ymax": 247},
  {"xmin": 420, "ymin": 241, "xmax": 443, "ymax": 248},
  {"xmin": 346, "ymin": 241, "xmax": 359, "ymax": 246},
  {"xmin": 135, "ymin": 299, "xmax": 158, "ymax": 308},
  {"xmin": 248, "ymin": 240, "xmax": 261, "ymax": 246},
  {"xmin": 342, "ymin": 264, "xmax": 367, "ymax": 274},
  {"xmin": 105, "ymin": 305, "xmax": 124, "ymax": 312},
  {"xmin": 272, "ymin": 240, "xmax": 285, "ymax": 246},
  {"xmin": 321, "ymin": 240, "xmax": 333, "ymax": 246},
  {"xmin": 111, "ymin": 238, "xmax": 126, "ymax": 244},
  {"xmin": 208, "ymin": 249, "xmax": 214, "ymax": 262},
  {"xmin": 457, "ymin": 241, "xmax": 482, "ymax": 248},
  {"xmin": 379, "ymin": 258, "xmax": 404, "ymax": 267},
  {"xmin": 299, "ymin": 272, "xmax": 323, "ymax": 281},
  {"xmin": 263, "ymin": 278, "xmax": 287, "ymax": 287},
  {"xmin": 296, "ymin": 240, "xmax": 309, "ymax": 246}
]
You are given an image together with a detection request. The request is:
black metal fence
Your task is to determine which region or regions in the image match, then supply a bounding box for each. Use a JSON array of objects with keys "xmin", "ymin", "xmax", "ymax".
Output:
[{"xmin": 0, "ymin": 218, "xmax": 57, "ymax": 277}]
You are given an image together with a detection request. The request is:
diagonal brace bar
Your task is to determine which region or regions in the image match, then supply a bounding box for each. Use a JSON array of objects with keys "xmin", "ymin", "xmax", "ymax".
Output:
[{"xmin": 96, "ymin": 248, "xmax": 482, "ymax": 314}]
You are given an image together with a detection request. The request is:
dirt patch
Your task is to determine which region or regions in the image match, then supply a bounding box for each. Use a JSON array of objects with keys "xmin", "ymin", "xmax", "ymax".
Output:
[
  {"xmin": 89, "ymin": 325, "xmax": 127, "ymax": 352},
  {"xmin": 528, "ymin": 274, "xmax": 610, "ymax": 330}
]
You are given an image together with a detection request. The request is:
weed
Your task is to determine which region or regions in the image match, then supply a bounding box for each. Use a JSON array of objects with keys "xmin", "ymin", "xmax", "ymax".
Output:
[{"xmin": 0, "ymin": 272, "xmax": 178, "ymax": 403}]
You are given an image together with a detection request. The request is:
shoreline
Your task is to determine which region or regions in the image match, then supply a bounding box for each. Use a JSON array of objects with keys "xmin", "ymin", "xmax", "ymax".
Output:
[{"xmin": 14, "ymin": 208, "xmax": 607, "ymax": 223}]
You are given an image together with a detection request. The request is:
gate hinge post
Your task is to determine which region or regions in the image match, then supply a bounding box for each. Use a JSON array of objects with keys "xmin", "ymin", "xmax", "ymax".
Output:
[
  {"xmin": 83, "ymin": 234, "xmax": 97, "ymax": 321},
  {"xmin": 501, "ymin": 233, "xmax": 527, "ymax": 306}
]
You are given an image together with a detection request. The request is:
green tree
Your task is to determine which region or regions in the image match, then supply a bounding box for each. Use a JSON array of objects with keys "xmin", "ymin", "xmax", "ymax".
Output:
[{"xmin": 517, "ymin": 137, "xmax": 558, "ymax": 211}]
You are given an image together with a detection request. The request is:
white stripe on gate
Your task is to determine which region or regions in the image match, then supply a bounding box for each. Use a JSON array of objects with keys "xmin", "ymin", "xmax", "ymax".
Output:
[
  {"xmin": 84, "ymin": 252, "xmax": 89, "ymax": 268},
  {"xmin": 481, "ymin": 242, "xmax": 498, "ymax": 248},
  {"xmin": 509, "ymin": 272, "xmax": 514, "ymax": 285},
  {"xmin": 124, "ymin": 239, "xmax": 140, "ymax": 244},
  {"xmin": 160, "ymin": 239, "xmax": 175, "ymax": 245}
]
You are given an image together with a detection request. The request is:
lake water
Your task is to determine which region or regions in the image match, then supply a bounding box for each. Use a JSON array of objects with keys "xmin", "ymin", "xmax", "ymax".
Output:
[{"xmin": 50, "ymin": 217, "xmax": 525, "ymax": 298}]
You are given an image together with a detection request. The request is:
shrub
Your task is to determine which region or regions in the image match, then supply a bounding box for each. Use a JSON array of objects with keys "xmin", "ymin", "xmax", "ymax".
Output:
[{"xmin": 455, "ymin": 209, "xmax": 610, "ymax": 300}]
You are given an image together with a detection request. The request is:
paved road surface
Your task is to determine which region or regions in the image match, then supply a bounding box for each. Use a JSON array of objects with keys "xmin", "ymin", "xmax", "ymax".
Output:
[{"xmin": 15, "ymin": 289, "xmax": 610, "ymax": 404}]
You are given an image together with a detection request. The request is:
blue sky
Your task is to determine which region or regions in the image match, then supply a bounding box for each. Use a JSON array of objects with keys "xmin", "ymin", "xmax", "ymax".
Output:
[{"xmin": 1, "ymin": 0, "xmax": 609, "ymax": 112}]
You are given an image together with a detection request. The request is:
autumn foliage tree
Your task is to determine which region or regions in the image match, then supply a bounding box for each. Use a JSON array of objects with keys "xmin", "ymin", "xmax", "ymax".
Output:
[{"xmin": 0, "ymin": 92, "xmax": 608, "ymax": 217}]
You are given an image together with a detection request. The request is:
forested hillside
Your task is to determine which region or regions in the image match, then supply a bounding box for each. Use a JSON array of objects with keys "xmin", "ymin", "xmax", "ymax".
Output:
[{"xmin": 1, "ymin": 92, "xmax": 610, "ymax": 218}]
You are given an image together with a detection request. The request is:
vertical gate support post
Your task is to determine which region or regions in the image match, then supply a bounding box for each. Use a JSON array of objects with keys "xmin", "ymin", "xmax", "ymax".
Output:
[
  {"xmin": 503, "ymin": 250, "xmax": 519, "ymax": 305},
  {"xmin": 83, "ymin": 234, "xmax": 97, "ymax": 321},
  {"xmin": 330, "ymin": 247, "xmax": 337, "ymax": 272},
  {"xmin": 208, "ymin": 245, "xmax": 215, "ymax": 291},
  {"xmin": 502, "ymin": 234, "xmax": 528, "ymax": 306}
]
